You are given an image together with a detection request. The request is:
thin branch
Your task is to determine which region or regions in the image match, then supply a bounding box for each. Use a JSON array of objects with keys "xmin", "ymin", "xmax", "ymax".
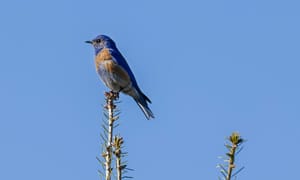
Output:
[
  {"xmin": 103, "ymin": 91, "xmax": 119, "ymax": 180},
  {"xmin": 218, "ymin": 132, "xmax": 245, "ymax": 180},
  {"xmin": 113, "ymin": 136, "xmax": 124, "ymax": 180},
  {"xmin": 226, "ymin": 132, "xmax": 244, "ymax": 180}
]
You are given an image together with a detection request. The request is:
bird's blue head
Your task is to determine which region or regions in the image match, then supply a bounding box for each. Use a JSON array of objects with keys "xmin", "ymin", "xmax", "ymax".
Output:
[{"xmin": 85, "ymin": 35, "xmax": 116, "ymax": 55}]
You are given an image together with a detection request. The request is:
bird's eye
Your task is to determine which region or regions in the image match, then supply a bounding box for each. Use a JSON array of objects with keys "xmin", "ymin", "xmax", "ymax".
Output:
[{"xmin": 95, "ymin": 39, "xmax": 101, "ymax": 43}]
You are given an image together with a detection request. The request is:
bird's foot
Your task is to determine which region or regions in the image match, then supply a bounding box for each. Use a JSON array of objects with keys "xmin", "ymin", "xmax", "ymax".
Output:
[{"xmin": 105, "ymin": 91, "xmax": 119, "ymax": 100}]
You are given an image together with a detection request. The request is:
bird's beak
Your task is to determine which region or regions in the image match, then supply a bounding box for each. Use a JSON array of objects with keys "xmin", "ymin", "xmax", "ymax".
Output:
[{"xmin": 85, "ymin": 40, "xmax": 93, "ymax": 44}]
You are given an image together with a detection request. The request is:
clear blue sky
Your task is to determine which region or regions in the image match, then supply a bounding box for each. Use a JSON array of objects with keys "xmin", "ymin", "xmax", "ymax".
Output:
[{"xmin": 0, "ymin": 0, "xmax": 299, "ymax": 179}]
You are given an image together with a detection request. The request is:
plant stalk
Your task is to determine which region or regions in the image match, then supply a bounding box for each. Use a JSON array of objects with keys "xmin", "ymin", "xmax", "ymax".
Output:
[{"xmin": 104, "ymin": 92, "xmax": 118, "ymax": 180}]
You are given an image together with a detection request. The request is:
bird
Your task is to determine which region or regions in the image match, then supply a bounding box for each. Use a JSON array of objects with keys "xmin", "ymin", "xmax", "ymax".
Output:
[{"xmin": 86, "ymin": 35, "xmax": 154, "ymax": 120}]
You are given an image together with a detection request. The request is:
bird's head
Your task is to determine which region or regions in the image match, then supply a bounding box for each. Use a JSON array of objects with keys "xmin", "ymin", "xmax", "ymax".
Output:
[{"xmin": 85, "ymin": 35, "xmax": 116, "ymax": 55}]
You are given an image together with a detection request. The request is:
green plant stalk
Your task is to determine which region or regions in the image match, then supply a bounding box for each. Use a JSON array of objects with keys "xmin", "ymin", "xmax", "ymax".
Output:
[
  {"xmin": 116, "ymin": 154, "xmax": 121, "ymax": 180},
  {"xmin": 225, "ymin": 132, "xmax": 244, "ymax": 180},
  {"xmin": 226, "ymin": 144, "xmax": 237, "ymax": 180},
  {"xmin": 114, "ymin": 137, "xmax": 123, "ymax": 180},
  {"xmin": 104, "ymin": 92, "xmax": 118, "ymax": 180}
]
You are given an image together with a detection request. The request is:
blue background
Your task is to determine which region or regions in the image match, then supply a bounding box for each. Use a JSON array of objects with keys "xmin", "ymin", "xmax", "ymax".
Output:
[{"xmin": 1, "ymin": 0, "xmax": 299, "ymax": 179}]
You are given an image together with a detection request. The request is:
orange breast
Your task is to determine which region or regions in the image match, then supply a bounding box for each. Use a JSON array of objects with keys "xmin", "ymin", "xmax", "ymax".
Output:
[
  {"xmin": 95, "ymin": 48, "xmax": 113, "ymax": 71},
  {"xmin": 94, "ymin": 48, "xmax": 131, "ymax": 85}
]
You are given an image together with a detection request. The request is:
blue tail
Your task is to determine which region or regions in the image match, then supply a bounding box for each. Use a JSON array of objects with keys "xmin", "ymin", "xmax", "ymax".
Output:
[{"xmin": 135, "ymin": 92, "xmax": 154, "ymax": 120}]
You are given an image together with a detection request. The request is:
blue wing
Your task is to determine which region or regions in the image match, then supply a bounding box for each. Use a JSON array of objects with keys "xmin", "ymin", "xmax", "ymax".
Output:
[
  {"xmin": 108, "ymin": 48, "xmax": 152, "ymax": 104},
  {"xmin": 108, "ymin": 48, "xmax": 139, "ymax": 90}
]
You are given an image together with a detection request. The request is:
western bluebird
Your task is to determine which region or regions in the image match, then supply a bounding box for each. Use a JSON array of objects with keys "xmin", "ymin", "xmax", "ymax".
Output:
[{"xmin": 86, "ymin": 35, "xmax": 154, "ymax": 120}]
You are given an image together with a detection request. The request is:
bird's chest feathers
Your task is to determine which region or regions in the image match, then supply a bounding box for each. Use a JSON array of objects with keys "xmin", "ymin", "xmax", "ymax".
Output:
[
  {"xmin": 94, "ymin": 48, "xmax": 131, "ymax": 90},
  {"xmin": 94, "ymin": 48, "xmax": 129, "ymax": 80},
  {"xmin": 95, "ymin": 48, "xmax": 114, "ymax": 71}
]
